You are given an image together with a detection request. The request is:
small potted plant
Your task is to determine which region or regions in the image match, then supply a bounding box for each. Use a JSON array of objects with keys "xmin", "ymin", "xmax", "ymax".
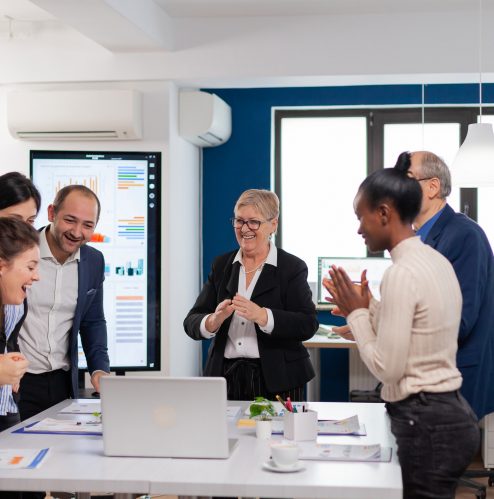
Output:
[{"xmin": 249, "ymin": 397, "xmax": 276, "ymax": 439}]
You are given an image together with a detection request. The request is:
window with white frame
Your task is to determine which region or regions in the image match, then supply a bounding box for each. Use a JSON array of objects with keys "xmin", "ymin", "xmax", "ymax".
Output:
[{"xmin": 275, "ymin": 107, "xmax": 493, "ymax": 293}]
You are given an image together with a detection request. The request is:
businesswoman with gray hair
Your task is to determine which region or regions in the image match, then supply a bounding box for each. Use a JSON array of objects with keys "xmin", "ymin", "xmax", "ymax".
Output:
[{"xmin": 184, "ymin": 189, "xmax": 318, "ymax": 401}]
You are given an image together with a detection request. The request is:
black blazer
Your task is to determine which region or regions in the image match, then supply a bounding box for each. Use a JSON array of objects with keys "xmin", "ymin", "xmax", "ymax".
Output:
[{"xmin": 184, "ymin": 248, "xmax": 318, "ymax": 393}]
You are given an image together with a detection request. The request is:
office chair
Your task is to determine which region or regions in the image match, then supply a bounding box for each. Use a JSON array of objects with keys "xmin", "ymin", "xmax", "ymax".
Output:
[
  {"xmin": 349, "ymin": 382, "xmax": 383, "ymax": 403},
  {"xmin": 458, "ymin": 469, "xmax": 494, "ymax": 499}
]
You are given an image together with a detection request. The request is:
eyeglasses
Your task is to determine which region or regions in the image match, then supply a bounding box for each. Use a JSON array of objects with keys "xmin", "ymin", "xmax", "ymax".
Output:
[
  {"xmin": 230, "ymin": 217, "xmax": 267, "ymax": 231},
  {"xmin": 407, "ymin": 173, "xmax": 435, "ymax": 182}
]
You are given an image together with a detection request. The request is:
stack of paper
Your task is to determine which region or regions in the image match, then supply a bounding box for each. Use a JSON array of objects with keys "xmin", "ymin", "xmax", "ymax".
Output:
[
  {"xmin": 317, "ymin": 415, "xmax": 365, "ymax": 435},
  {"xmin": 270, "ymin": 414, "xmax": 366, "ymax": 436},
  {"xmin": 58, "ymin": 401, "xmax": 101, "ymax": 414},
  {"xmin": 299, "ymin": 442, "xmax": 391, "ymax": 462},
  {"xmin": 20, "ymin": 418, "xmax": 102, "ymax": 435}
]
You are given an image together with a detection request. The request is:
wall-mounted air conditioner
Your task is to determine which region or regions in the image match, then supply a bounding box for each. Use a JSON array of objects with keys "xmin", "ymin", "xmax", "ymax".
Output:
[
  {"xmin": 7, "ymin": 89, "xmax": 142, "ymax": 140},
  {"xmin": 179, "ymin": 91, "xmax": 231, "ymax": 147}
]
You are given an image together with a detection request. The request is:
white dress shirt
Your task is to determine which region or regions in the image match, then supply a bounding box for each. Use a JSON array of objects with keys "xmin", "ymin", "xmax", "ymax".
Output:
[
  {"xmin": 200, "ymin": 242, "xmax": 277, "ymax": 358},
  {"xmin": 19, "ymin": 226, "xmax": 80, "ymax": 374}
]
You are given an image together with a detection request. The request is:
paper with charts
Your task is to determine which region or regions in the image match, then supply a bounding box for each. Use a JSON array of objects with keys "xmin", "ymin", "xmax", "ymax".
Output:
[
  {"xmin": 270, "ymin": 414, "xmax": 366, "ymax": 436},
  {"xmin": 299, "ymin": 442, "xmax": 391, "ymax": 462},
  {"xmin": 22, "ymin": 417, "xmax": 102, "ymax": 434},
  {"xmin": 58, "ymin": 400, "xmax": 101, "ymax": 414},
  {"xmin": 317, "ymin": 415, "xmax": 365, "ymax": 435},
  {"xmin": 0, "ymin": 448, "xmax": 50, "ymax": 469}
]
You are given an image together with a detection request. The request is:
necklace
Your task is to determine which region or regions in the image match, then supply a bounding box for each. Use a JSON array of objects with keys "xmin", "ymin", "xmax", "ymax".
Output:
[{"xmin": 243, "ymin": 259, "xmax": 267, "ymax": 275}]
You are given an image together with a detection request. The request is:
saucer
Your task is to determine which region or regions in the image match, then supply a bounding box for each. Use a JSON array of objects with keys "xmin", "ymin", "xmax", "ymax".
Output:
[{"xmin": 262, "ymin": 459, "xmax": 305, "ymax": 473}]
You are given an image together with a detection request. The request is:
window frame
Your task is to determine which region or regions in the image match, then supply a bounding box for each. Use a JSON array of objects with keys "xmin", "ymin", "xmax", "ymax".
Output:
[{"xmin": 274, "ymin": 105, "xmax": 494, "ymax": 248}]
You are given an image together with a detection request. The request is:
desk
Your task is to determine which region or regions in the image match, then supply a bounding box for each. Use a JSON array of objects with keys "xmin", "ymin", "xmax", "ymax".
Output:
[
  {"xmin": 304, "ymin": 333, "xmax": 379, "ymax": 401},
  {"xmin": 0, "ymin": 399, "xmax": 402, "ymax": 499}
]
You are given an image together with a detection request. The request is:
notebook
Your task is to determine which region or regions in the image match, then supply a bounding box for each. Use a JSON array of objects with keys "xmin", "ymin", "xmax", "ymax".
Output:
[{"xmin": 100, "ymin": 376, "xmax": 236, "ymax": 458}]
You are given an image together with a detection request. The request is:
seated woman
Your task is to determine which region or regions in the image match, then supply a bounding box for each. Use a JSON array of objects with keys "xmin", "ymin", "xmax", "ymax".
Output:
[
  {"xmin": 325, "ymin": 168, "xmax": 479, "ymax": 498},
  {"xmin": 184, "ymin": 189, "xmax": 318, "ymax": 401},
  {"xmin": 0, "ymin": 172, "xmax": 41, "ymax": 433}
]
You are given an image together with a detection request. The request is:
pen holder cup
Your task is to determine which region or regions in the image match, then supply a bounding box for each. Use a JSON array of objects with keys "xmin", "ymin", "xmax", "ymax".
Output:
[{"xmin": 283, "ymin": 409, "xmax": 318, "ymax": 441}]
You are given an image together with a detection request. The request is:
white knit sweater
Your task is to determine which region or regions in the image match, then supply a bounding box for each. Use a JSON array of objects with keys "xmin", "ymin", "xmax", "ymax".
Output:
[{"xmin": 348, "ymin": 236, "xmax": 463, "ymax": 402}]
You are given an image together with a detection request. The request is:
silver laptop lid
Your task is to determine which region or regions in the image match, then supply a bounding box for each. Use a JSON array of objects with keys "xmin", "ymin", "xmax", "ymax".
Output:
[{"xmin": 100, "ymin": 376, "xmax": 230, "ymax": 458}]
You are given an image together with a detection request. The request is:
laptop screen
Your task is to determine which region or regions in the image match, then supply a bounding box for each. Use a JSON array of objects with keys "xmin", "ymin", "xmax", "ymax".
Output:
[
  {"xmin": 317, "ymin": 256, "xmax": 392, "ymax": 305},
  {"xmin": 100, "ymin": 376, "xmax": 232, "ymax": 458}
]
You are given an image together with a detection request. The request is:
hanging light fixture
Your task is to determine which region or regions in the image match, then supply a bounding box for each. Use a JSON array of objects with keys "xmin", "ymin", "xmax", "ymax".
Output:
[{"xmin": 451, "ymin": 0, "xmax": 494, "ymax": 187}]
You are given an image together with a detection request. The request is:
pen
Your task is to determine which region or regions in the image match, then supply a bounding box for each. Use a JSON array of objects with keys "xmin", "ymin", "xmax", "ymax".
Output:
[
  {"xmin": 275, "ymin": 394, "xmax": 289, "ymax": 411},
  {"xmin": 285, "ymin": 397, "xmax": 294, "ymax": 413}
]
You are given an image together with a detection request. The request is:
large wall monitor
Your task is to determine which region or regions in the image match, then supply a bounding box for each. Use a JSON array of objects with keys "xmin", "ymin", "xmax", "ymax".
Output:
[
  {"xmin": 31, "ymin": 150, "xmax": 161, "ymax": 372},
  {"xmin": 317, "ymin": 256, "xmax": 392, "ymax": 306}
]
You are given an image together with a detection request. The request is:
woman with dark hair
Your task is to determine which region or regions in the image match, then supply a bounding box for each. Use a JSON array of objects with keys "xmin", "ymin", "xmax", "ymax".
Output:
[
  {"xmin": 325, "ymin": 168, "xmax": 479, "ymax": 498},
  {"xmin": 0, "ymin": 172, "xmax": 41, "ymax": 433},
  {"xmin": 0, "ymin": 172, "xmax": 41, "ymax": 224}
]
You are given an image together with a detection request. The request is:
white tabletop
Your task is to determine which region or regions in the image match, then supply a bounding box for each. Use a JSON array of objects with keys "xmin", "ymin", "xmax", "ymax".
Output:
[{"xmin": 0, "ymin": 400, "xmax": 402, "ymax": 498}]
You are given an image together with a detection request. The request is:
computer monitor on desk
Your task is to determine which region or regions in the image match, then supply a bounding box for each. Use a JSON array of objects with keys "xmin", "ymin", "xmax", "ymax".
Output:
[{"xmin": 317, "ymin": 256, "xmax": 392, "ymax": 306}]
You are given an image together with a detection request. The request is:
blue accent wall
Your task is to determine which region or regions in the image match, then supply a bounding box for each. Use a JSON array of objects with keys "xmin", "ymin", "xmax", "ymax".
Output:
[{"xmin": 200, "ymin": 83, "xmax": 490, "ymax": 400}]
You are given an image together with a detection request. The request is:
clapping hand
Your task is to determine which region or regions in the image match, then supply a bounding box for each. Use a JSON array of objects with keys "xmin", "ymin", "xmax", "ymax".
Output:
[
  {"xmin": 205, "ymin": 298, "xmax": 235, "ymax": 332},
  {"xmin": 231, "ymin": 294, "xmax": 268, "ymax": 327},
  {"xmin": 323, "ymin": 267, "xmax": 370, "ymax": 317}
]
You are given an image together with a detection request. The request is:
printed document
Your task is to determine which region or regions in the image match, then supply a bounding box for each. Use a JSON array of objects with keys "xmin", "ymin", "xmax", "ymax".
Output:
[
  {"xmin": 0, "ymin": 448, "xmax": 49, "ymax": 469},
  {"xmin": 299, "ymin": 442, "xmax": 391, "ymax": 462},
  {"xmin": 23, "ymin": 417, "xmax": 102, "ymax": 434}
]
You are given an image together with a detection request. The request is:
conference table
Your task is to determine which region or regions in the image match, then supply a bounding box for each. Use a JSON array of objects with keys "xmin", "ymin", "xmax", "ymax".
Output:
[{"xmin": 0, "ymin": 399, "xmax": 402, "ymax": 499}]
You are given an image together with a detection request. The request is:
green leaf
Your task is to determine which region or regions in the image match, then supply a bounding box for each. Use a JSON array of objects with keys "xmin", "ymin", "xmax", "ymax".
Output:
[{"xmin": 248, "ymin": 397, "xmax": 276, "ymax": 419}]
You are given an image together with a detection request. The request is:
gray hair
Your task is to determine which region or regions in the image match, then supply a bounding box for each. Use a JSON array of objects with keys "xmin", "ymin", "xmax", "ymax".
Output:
[
  {"xmin": 234, "ymin": 189, "xmax": 279, "ymax": 220},
  {"xmin": 418, "ymin": 152, "xmax": 452, "ymax": 198}
]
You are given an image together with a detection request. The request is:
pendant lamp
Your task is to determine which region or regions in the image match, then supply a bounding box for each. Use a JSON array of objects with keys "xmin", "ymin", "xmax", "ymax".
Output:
[{"xmin": 451, "ymin": 0, "xmax": 494, "ymax": 187}]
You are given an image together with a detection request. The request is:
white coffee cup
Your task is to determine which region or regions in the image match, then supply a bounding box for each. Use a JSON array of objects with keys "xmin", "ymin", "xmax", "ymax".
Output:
[{"xmin": 270, "ymin": 442, "xmax": 299, "ymax": 468}]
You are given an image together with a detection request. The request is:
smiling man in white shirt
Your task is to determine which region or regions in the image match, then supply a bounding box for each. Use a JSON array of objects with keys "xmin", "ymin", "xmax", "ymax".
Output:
[{"xmin": 18, "ymin": 184, "xmax": 110, "ymax": 420}]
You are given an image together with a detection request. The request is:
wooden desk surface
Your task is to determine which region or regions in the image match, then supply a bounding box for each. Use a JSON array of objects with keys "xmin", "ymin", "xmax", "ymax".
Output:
[{"xmin": 304, "ymin": 334, "xmax": 358, "ymax": 349}]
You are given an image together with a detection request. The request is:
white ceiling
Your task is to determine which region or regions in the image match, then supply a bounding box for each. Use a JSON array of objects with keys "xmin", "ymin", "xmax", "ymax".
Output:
[
  {"xmin": 0, "ymin": 0, "xmax": 53, "ymax": 21},
  {"xmin": 0, "ymin": 0, "xmax": 490, "ymax": 87},
  {"xmin": 156, "ymin": 0, "xmax": 475, "ymax": 17},
  {"xmin": 0, "ymin": 0, "xmax": 478, "ymax": 23}
]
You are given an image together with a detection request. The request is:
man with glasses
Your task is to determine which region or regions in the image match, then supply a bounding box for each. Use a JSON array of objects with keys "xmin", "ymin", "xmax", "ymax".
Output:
[{"xmin": 394, "ymin": 150, "xmax": 494, "ymax": 422}]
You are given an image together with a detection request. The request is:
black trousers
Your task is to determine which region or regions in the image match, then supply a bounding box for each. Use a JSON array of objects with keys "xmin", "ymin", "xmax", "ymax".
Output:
[
  {"xmin": 386, "ymin": 390, "xmax": 480, "ymax": 499},
  {"xmin": 0, "ymin": 412, "xmax": 20, "ymax": 433},
  {"xmin": 18, "ymin": 369, "xmax": 71, "ymax": 421},
  {"xmin": 222, "ymin": 357, "xmax": 305, "ymax": 401}
]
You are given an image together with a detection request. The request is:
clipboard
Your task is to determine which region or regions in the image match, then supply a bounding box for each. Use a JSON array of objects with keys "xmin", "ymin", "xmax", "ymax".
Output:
[{"xmin": 13, "ymin": 421, "xmax": 102, "ymax": 437}]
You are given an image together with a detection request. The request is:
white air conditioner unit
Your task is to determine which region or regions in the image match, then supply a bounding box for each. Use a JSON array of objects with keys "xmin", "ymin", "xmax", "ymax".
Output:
[
  {"xmin": 179, "ymin": 91, "xmax": 231, "ymax": 147},
  {"xmin": 7, "ymin": 89, "xmax": 142, "ymax": 140}
]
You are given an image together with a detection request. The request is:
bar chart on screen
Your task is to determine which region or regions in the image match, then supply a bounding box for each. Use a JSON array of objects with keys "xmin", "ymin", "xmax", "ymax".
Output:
[{"xmin": 32, "ymin": 150, "xmax": 161, "ymax": 372}]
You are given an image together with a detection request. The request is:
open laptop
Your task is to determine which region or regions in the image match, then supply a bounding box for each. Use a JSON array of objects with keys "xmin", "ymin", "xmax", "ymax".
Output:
[{"xmin": 100, "ymin": 376, "xmax": 236, "ymax": 458}]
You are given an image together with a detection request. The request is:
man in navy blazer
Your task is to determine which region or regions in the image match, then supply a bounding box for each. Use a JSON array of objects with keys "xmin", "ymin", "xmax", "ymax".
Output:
[
  {"xmin": 18, "ymin": 185, "xmax": 110, "ymax": 420},
  {"xmin": 395, "ymin": 151, "xmax": 494, "ymax": 420}
]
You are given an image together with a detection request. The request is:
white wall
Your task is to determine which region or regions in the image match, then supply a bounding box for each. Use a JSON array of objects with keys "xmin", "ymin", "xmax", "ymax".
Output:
[
  {"xmin": 166, "ymin": 82, "xmax": 202, "ymax": 377},
  {"xmin": 0, "ymin": 79, "xmax": 202, "ymax": 377}
]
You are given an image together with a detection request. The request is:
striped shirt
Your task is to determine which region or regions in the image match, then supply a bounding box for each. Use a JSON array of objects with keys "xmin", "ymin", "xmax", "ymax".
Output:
[{"xmin": 0, "ymin": 303, "xmax": 25, "ymax": 415}]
